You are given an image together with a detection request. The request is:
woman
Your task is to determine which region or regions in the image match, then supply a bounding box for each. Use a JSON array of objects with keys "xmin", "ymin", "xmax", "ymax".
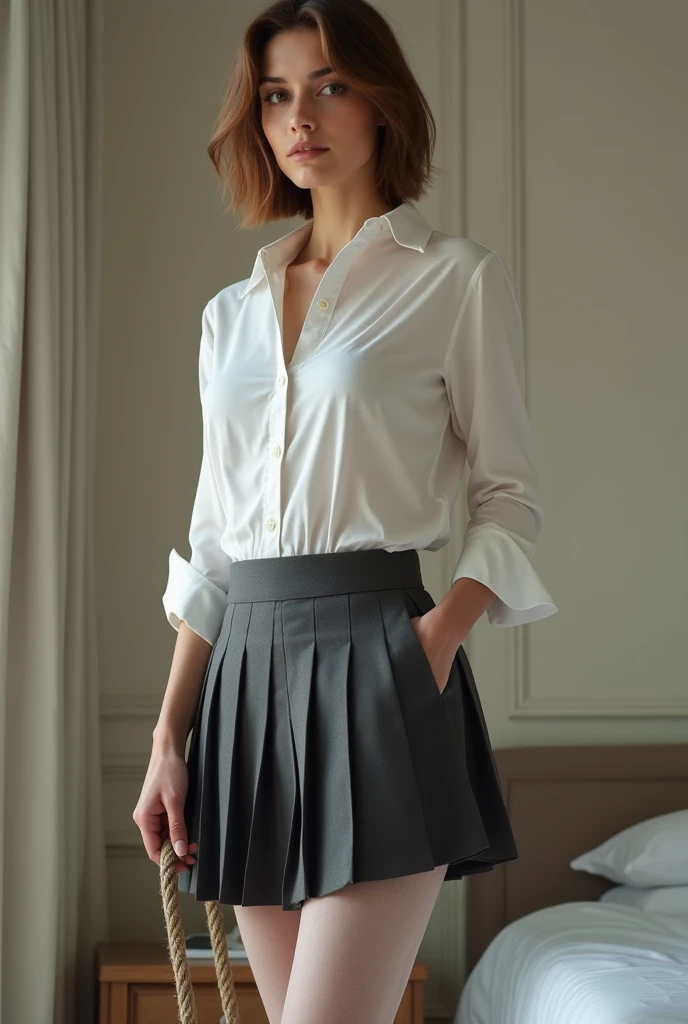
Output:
[{"xmin": 133, "ymin": 1, "xmax": 557, "ymax": 1021}]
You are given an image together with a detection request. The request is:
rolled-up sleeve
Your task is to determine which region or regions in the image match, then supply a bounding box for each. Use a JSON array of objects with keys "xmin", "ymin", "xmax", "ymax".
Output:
[
  {"xmin": 443, "ymin": 251, "xmax": 557, "ymax": 627},
  {"xmin": 162, "ymin": 298, "xmax": 232, "ymax": 645}
]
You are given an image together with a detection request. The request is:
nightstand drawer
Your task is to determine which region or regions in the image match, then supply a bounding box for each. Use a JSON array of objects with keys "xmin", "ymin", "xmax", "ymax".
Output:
[{"xmin": 102, "ymin": 981, "xmax": 268, "ymax": 1024}]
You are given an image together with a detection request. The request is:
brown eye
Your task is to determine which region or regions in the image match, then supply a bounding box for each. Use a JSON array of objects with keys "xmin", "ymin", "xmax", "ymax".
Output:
[{"xmin": 263, "ymin": 89, "xmax": 287, "ymax": 104}]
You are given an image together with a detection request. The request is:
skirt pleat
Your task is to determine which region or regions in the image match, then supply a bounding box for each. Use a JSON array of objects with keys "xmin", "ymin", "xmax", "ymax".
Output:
[
  {"xmin": 287, "ymin": 593, "xmax": 354, "ymax": 902},
  {"xmin": 178, "ymin": 549, "xmax": 518, "ymax": 910}
]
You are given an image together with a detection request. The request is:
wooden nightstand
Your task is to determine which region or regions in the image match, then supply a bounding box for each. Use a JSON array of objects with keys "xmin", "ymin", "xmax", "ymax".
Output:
[{"xmin": 97, "ymin": 943, "xmax": 427, "ymax": 1024}]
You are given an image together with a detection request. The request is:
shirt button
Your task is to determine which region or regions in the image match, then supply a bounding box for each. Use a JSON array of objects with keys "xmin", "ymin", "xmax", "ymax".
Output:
[
  {"xmin": 276, "ymin": 374, "xmax": 287, "ymax": 387},
  {"xmin": 271, "ymin": 445, "xmax": 281, "ymax": 458},
  {"xmin": 266, "ymin": 519, "xmax": 276, "ymax": 531},
  {"xmin": 316, "ymin": 298, "xmax": 330, "ymax": 310}
]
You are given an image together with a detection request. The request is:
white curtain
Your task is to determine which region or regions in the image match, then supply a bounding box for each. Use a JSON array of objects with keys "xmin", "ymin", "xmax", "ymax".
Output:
[{"xmin": 0, "ymin": 1, "xmax": 109, "ymax": 1022}]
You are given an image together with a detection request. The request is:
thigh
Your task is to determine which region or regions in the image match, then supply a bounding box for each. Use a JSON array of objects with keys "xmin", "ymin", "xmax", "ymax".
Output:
[
  {"xmin": 232, "ymin": 904, "xmax": 302, "ymax": 1024},
  {"xmin": 280, "ymin": 863, "xmax": 448, "ymax": 1024}
]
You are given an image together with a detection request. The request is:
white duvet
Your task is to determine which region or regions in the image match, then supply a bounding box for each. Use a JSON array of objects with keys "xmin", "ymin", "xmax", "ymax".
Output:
[{"xmin": 455, "ymin": 901, "xmax": 688, "ymax": 1024}]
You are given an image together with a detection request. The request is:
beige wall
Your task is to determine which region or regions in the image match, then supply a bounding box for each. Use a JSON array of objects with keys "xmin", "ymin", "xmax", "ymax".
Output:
[{"xmin": 98, "ymin": 1, "xmax": 688, "ymax": 1018}]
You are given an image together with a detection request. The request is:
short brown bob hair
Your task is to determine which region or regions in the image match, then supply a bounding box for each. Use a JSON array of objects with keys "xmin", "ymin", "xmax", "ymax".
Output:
[{"xmin": 208, "ymin": 0, "xmax": 438, "ymax": 228}]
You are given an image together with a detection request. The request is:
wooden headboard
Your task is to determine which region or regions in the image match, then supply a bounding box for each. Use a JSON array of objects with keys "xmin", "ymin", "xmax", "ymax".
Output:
[{"xmin": 465, "ymin": 743, "xmax": 688, "ymax": 973}]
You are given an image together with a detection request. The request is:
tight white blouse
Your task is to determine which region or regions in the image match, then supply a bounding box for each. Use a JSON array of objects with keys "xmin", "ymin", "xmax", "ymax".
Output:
[{"xmin": 162, "ymin": 200, "xmax": 557, "ymax": 646}]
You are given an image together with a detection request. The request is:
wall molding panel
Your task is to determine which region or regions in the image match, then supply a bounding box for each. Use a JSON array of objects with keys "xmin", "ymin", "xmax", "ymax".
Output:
[{"xmin": 100, "ymin": 692, "xmax": 162, "ymax": 719}]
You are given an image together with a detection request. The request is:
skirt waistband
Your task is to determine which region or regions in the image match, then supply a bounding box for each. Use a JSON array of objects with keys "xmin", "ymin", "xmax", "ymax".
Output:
[{"xmin": 226, "ymin": 548, "xmax": 424, "ymax": 603}]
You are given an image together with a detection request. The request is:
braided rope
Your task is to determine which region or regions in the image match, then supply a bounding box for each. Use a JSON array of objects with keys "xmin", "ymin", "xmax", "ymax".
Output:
[{"xmin": 160, "ymin": 837, "xmax": 242, "ymax": 1023}]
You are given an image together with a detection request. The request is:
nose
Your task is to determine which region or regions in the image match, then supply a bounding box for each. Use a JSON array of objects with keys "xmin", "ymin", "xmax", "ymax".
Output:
[{"xmin": 289, "ymin": 95, "xmax": 317, "ymax": 131}]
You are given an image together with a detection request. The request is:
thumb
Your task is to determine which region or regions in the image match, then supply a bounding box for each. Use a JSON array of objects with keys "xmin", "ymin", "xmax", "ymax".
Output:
[{"xmin": 167, "ymin": 806, "xmax": 188, "ymax": 858}]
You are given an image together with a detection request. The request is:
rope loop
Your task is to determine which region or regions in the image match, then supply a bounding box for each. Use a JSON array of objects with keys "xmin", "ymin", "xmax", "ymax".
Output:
[{"xmin": 160, "ymin": 837, "xmax": 242, "ymax": 1024}]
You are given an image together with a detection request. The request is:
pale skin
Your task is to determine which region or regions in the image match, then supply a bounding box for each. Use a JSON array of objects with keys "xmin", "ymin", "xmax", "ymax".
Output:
[{"xmin": 134, "ymin": 24, "xmax": 497, "ymax": 884}]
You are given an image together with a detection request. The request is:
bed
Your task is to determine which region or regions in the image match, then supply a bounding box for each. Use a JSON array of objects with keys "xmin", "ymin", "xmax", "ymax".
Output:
[{"xmin": 454, "ymin": 743, "xmax": 688, "ymax": 1024}]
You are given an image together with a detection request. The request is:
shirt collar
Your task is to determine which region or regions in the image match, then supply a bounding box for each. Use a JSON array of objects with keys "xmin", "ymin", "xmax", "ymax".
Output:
[{"xmin": 238, "ymin": 200, "xmax": 434, "ymax": 299}]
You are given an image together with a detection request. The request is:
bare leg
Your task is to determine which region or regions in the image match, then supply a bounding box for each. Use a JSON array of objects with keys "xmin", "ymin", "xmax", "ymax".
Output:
[
  {"xmin": 280, "ymin": 863, "xmax": 449, "ymax": 1024},
  {"xmin": 232, "ymin": 904, "xmax": 302, "ymax": 1024}
]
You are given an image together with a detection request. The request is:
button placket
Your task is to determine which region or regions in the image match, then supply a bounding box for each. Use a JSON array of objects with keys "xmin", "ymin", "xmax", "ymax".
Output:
[
  {"xmin": 296, "ymin": 236, "xmax": 373, "ymax": 363},
  {"xmin": 260, "ymin": 221, "xmax": 383, "ymax": 554},
  {"xmin": 262, "ymin": 369, "xmax": 287, "ymax": 556}
]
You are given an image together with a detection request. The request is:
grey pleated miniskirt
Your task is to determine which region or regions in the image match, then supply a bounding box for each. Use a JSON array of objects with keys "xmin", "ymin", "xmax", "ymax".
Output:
[{"xmin": 177, "ymin": 547, "xmax": 518, "ymax": 911}]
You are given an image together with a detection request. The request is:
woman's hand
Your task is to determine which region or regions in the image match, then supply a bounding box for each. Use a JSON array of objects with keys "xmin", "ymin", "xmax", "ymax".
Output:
[
  {"xmin": 410, "ymin": 607, "xmax": 465, "ymax": 695},
  {"xmin": 132, "ymin": 747, "xmax": 198, "ymax": 874}
]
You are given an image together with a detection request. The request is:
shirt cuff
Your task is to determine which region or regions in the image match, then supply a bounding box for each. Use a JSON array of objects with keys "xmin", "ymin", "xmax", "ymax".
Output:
[
  {"xmin": 450, "ymin": 525, "xmax": 558, "ymax": 627},
  {"xmin": 162, "ymin": 547, "xmax": 229, "ymax": 646}
]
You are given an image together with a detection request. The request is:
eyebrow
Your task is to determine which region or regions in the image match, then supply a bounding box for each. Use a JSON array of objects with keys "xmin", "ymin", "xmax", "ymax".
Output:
[{"xmin": 258, "ymin": 66, "xmax": 333, "ymax": 87}]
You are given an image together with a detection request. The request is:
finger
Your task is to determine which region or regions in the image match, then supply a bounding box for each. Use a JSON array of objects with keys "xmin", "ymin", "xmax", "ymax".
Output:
[
  {"xmin": 165, "ymin": 802, "xmax": 189, "ymax": 858},
  {"xmin": 158, "ymin": 830, "xmax": 196, "ymax": 865}
]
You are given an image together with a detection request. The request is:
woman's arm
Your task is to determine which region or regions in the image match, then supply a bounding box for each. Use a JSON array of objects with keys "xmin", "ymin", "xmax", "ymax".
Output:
[
  {"xmin": 162, "ymin": 296, "xmax": 233, "ymax": 647},
  {"xmin": 155, "ymin": 298, "xmax": 231, "ymax": 746},
  {"xmin": 152, "ymin": 620, "xmax": 211, "ymax": 756},
  {"xmin": 435, "ymin": 250, "xmax": 557, "ymax": 646},
  {"xmin": 434, "ymin": 577, "xmax": 498, "ymax": 651}
]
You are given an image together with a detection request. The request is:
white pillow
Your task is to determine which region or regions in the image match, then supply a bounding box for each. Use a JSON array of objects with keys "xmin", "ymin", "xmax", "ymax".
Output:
[
  {"xmin": 599, "ymin": 884, "xmax": 688, "ymax": 914},
  {"xmin": 570, "ymin": 808, "xmax": 688, "ymax": 886}
]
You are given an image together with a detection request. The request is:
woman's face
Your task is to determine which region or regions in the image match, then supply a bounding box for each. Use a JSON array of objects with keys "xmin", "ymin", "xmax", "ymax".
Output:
[{"xmin": 258, "ymin": 28, "xmax": 384, "ymax": 192}]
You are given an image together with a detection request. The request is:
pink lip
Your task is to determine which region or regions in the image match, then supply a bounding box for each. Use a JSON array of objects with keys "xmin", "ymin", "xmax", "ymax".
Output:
[{"xmin": 289, "ymin": 147, "xmax": 329, "ymax": 161}]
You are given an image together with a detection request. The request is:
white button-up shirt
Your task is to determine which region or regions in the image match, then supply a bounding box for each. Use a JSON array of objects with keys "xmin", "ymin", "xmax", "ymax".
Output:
[{"xmin": 162, "ymin": 200, "xmax": 557, "ymax": 646}]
